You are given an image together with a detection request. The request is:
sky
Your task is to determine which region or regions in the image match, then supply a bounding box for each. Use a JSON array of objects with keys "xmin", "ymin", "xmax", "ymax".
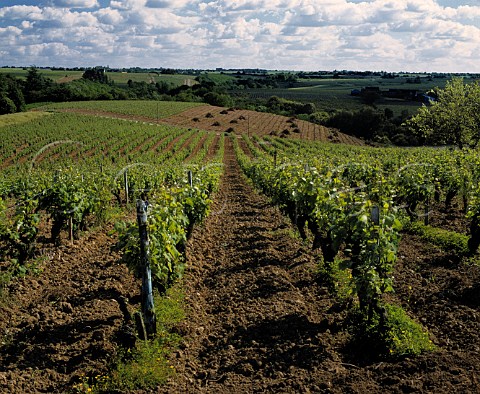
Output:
[{"xmin": 0, "ymin": 0, "xmax": 479, "ymax": 72}]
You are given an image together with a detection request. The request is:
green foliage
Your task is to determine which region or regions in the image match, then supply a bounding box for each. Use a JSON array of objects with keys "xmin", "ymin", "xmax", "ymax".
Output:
[
  {"xmin": 24, "ymin": 66, "xmax": 55, "ymax": 103},
  {"xmin": 38, "ymin": 100, "xmax": 202, "ymax": 119},
  {"xmin": 406, "ymin": 221, "xmax": 469, "ymax": 255},
  {"xmin": 342, "ymin": 197, "xmax": 402, "ymax": 315},
  {"xmin": 0, "ymin": 193, "xmax": 40, "ymax": 265},
  {"xmin": 115, "ymin": 167, "xmax": 220, "ymax": 289},
  {"xmin": 0, "ymin": 94, "xmax": 16, "ymax": 114},
  {"xmin": 115, "ymin": 192, "xmax": 187, "ymax": 287},
  {"xmin": 325, "ymin": 107, "xmax": 392, "ymax": 141},
  {"xmin": 0, "ymin": 73, "xmax": 25, "ymax": 113},
  {"xmin": 82, "ymin": 68, "xmax": 111, "ymax": 84},
  {"xmin": 235, "ymin": 137, "xmax": 402, "ymax": 316},
  {"xmin": 464, "ymin": 185, "xmax": 480, "ymax": 254},
  {"xmin": 350, "ymin": 303, "xmax": 435, "ymax": 358},
  {"xmin": 203, "ymin": 91, "xmax": 233, "ymax": 107},
  {"xmin": 266, "ymin": 95, "xmax": 316, "ymax": 116},
  {"xmin": 39, "ymin": 168, "xmax": 110, "ymax": 244},
  {"xmin": 318, "ymin": 256, "xmax": 355, "ymax": 300},
  {"xmin": 406, "ymin": 78, "xmax": 480, "ymax": 148}
]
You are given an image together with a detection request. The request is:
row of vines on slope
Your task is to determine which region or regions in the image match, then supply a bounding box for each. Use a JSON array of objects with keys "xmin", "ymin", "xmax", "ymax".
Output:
[{"xmin": 234, "ymin": 134, "xmax": 480, "ymax": 357}]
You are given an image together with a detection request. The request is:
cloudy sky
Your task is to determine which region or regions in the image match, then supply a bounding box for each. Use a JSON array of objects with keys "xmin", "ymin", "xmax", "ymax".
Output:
[{"xmin": 0, "ymin": 0, "xmax": 479, "ymax": 72}]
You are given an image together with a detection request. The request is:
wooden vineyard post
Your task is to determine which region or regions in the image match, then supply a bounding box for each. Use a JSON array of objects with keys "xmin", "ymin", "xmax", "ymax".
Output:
[
  {"xmin": 274, "ymin": 150, "xmax": 277, "ymax": 168},
  {"xmin": 69, "ymin": 216, "xmax": 74, "ymax": 243},
  {"xmin": 424, "ymin": 196, "xmax": 430, "ymax": 226},
  {"xmin": 136, "ymin": 199, "xmax": 157, "ymax": 339},
  {"xmin": 124, "ymin": 170, "xmax": 129, "ymax": 205},
  {"xmin": 371, "ymin": 205, "xmax": 380, "ymax": 226},
  {"xmin": 188, "ymin": 170, "xmax": 193, "ymax": 187}
]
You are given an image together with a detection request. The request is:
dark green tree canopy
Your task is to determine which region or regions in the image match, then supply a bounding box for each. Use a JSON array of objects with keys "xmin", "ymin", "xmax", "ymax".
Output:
[
  {"xmin": 82, "ymin": 68, "xmax": 111, "ymax": 84},
  {"xmin": 405, "ymin": 78, "xmax": 480, "ymax": 148}
]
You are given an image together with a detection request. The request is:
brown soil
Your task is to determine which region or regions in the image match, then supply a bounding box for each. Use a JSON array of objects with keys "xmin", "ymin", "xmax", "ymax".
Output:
[
  {"xmin": 0, "ymin": 222, "xmax": 140, "ymax": 393},
  {"xmin": 205, "ymin": 133, "xmax": 221, "ymax": 162},
  {"xmin": 185, "ymin": 134, "xmax": 209, "ymax": 163},
  {"xmin": 162, "ymin": 105, "xmax": 363, "ymax": 145},
  {"xmin": 1, "ymin": 135, "xmax": 479, "ymax": 393}
]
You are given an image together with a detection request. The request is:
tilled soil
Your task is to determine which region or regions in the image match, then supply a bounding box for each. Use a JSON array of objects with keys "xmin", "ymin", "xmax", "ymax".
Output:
[{"xmin": 0, "ymin": 226, "xmax": 140, "ymax": 393}]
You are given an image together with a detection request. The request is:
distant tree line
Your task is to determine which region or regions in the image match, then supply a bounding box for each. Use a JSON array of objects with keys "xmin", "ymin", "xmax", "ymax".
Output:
[
  {"xmin": 2, "ymin": 67, "xmax": 477, "ymax": 148},
  {"xmin": 0, "ymin": 67, "xmax": 415, "ymax": 145}
]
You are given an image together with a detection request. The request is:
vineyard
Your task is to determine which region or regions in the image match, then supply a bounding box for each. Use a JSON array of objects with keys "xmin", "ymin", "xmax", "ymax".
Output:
[{"xmin": 0, "ymin": 101, "xmax": 479, "ymax": 393}]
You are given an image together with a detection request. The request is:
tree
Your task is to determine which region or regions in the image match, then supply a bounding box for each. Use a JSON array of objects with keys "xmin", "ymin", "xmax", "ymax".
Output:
[
  {"xmin": 23, "ymin": 66, "xmax": 54, "ymax": 103},
  {"xmin": 405, "ymin": 78, "xmax": 480, "ymax": 148},
  {"xmin": 82, "ymin": 68, "xmax": 110, "ymax": 84},
  {"xmin": 0, "ymin": 94, "xmax": 16, "ymax": 114},
  {"xmin": 203, "ymin": 92, "xmax": 233, "ymax": 107},
  {"xmin": 0, "ymin": 73, "xmax": 25, "ymax": 112}
]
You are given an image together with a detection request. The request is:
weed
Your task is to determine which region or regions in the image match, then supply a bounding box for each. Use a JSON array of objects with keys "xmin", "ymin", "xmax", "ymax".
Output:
[
  {"xmin": 347, "ymin": 303, "xmax": 436, "ymax": 359},
  {"xmin": 406, "ymin": 222, "xmax": 469, "ymax": 255}
]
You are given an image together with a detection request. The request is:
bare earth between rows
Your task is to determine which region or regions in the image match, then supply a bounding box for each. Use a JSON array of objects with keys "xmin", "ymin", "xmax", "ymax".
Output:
[{"xmin": 162, "ymin": 137, "xmax": 337, "ymax": 393}]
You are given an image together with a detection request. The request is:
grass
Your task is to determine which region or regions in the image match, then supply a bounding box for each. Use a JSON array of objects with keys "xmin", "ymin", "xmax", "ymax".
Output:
[
  {"xmin": 0, "ymin": 67, "xmax": 84, "ymax": 82},
  {"xmin": 0, "ymin": 68, "xmax": 196, "ymax": 87},
  {"xmin": 318, "ymin": 256, "xmax": 355, "ymax": 302},
  {"xmin": 405, "ymin": 221, "xmax": 470, "ymax": 255},
  {"xmin": 382, "ymin": 303, "xmax": 436, "ymax": 358},
  {"xmin": 0, "ymin": 111, "xmax": 53, "ymax": 128},
  {"xmin": 348, "ymin": 303, "xmax": 436, "ymax": 359}
]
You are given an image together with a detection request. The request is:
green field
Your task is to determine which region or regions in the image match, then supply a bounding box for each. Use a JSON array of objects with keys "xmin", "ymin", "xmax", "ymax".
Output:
[
  {"xmin": 0, "ymin": 111, "xmax": 53, "ymax": 127},
  {"xmin": 233, "ymin": 75, "xmax": 451, "ymax": 116},
  {"xmin": 37, "ymin": 100, "xmax": 203, "ymax": 119},
  {"xmin": 108, "ymin": 72, "xmax": 198, "ymax": 88},
  {"xmin": 0, "ymin": 67, "xmax": 197, "ymax": 87},
  {"xmin": 0, "ymin": 67, "xmax": 84, "ymax": 82}
]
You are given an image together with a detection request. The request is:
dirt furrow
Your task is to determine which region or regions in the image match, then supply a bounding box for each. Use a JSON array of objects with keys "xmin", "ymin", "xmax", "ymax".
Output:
[
  {"xmin": 163, "ymin": 138, "xmax": 334, "ymax": 393},
  {"xmin": 162, "ymin": 137, "xmax": 480, "ymax": 394}
]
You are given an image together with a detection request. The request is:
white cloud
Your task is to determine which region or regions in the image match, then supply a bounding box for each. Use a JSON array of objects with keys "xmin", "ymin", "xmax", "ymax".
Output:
[
  {"xmin": 51, "ymin": 0, "xmax": 99, "ymax": 8},
  {"xmin": 0, "ymin": 0, "xmax": 479, "ymax": 71},
  {"xmin": 110, "ymin": 0, "xmax": 146, "ymax": 10},
  {"xmin": 0, "ymin": 5, "xmax": 42, "ymax": 19},
  {"xmin": 145, "ymin": 0, "xmax": 191, "ymax": 8},
  {"xmin": 94, "ymin": 7, "xmax": 124, "ymax": 25}
]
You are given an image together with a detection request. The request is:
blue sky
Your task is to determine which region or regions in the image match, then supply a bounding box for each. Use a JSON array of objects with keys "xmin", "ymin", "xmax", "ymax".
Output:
[{"xmin": 0, "ymin": 0, "xmax": 479, "ymax": 72}]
